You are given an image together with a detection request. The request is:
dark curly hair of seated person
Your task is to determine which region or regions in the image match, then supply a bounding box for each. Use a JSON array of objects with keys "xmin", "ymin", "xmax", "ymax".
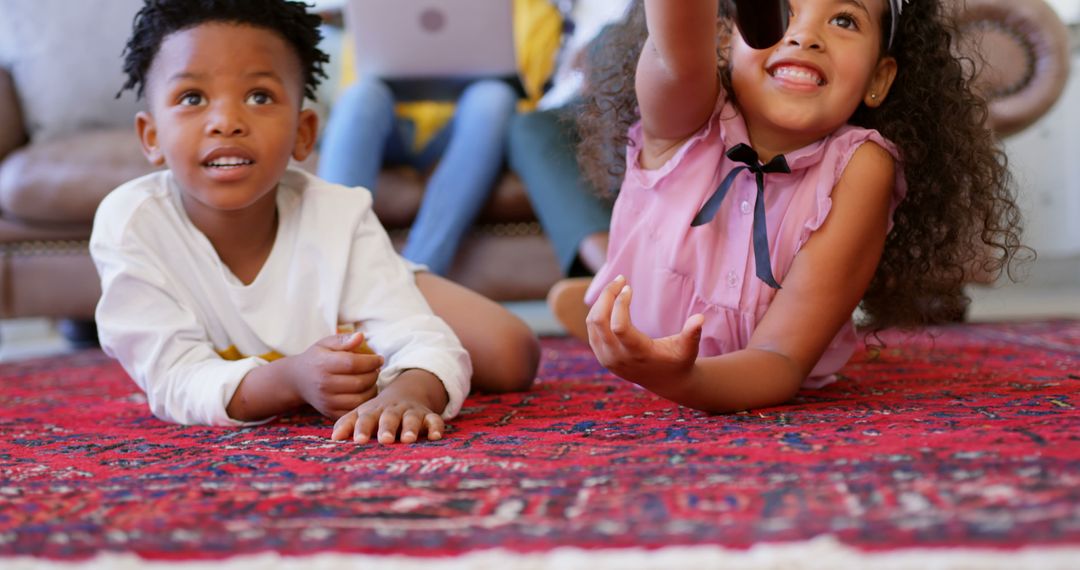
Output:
[
  {"xmin": 576, "ymin": 0, "xmax": 1030, "ymax": 332},
  {"xmin": 118, "ymin": 0, "xmax": 330, "ymax": 101}
]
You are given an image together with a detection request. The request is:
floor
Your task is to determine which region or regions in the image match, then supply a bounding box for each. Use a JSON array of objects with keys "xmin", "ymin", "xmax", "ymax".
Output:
[{"xmin": 2, "ymin": 272, "xmax": 1078, "ymax": 363}]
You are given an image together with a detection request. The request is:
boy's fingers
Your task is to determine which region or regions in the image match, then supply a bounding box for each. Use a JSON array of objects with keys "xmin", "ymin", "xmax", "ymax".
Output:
[
  {"xmin": 400, "ymin": 410, "xmax": 423, "ymax": 444},
  {"xmin": 424, "ymin": 413, "xmax": 445, "ymax": 441},
  {"xmin": 345, "ymin": 353, "xmax": 384, "ymax": 374},
  {"xmin": 325, "ymin": 373, "xmax": 375, "ymax": 395},
  {"xmin": 328, "ymin": 388, "xmax": 377, "ymax": 414},
  {"xmin": 377, "ymin": 409, "xmax": 403, "ymax": 445},
  {"xmin": 331, "ymin": 410, "xmax": 357, "ymax": 441},
  {"xmin": 353, "ymin": 410, "xmax": 380, "ymax": 443},
  {"xmin": 320, "ymin": 331, "xmax": 366, "ymax": 351},
  {"xmin": 323, "ymin": 353, "xmax": 382, "ymax": 376}
]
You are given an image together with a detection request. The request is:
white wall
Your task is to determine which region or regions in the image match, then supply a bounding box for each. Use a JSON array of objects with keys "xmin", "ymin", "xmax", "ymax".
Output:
[
  {"xmin": 1046, "ymin": 0, "xmax": 1080, "ymax": 22},
  {"xmin": 1000, "ymin": 0, "xmax": 1079, "ymax": 260},
  {"xmin": 1004, "ymin": 45, "xmax": 1080, "ymax": 258}
]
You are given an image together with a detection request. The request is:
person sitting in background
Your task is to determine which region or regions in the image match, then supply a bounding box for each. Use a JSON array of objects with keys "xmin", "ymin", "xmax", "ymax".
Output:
[
  {"xmin": 507, "ymin": 0, "xmax": 632, "ymax": 339},
  {"xmin": 318, "ymin": 0, "xmax": 563, "ymax": 276},
  {"xmin": 509, "ymin": 0, "xmax": 632, "ymax": 279}
]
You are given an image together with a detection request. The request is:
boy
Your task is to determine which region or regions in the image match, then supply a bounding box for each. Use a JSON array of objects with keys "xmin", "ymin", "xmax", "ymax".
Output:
[{"xmin": 93, "ymin": 0, "xmax": 539, "ymax": 444}]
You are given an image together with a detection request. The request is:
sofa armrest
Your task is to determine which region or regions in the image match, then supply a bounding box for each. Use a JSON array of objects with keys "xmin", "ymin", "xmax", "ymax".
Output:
[{"xmin": 0, "ymin": 67, "xmax": 28, "ymax": 162}]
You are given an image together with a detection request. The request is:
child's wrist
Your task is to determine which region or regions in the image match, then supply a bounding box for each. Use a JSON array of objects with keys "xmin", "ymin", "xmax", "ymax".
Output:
[
  {"xmin": 638, "ymin": 360, "xmax": 699, "ymax": 402},
  {"xmin": 272, "ymin": 356, "xmax": 306, "ymax": 409},
  {"xmin": 388, "ymin": 369, "xmax": 449, "ymax": 414}
]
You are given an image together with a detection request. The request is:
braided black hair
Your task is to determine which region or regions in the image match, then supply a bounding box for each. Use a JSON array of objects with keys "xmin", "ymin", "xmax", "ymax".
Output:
[{"xmin": 119, "ymin": 0, "xmax": 329, "ymax": 101}]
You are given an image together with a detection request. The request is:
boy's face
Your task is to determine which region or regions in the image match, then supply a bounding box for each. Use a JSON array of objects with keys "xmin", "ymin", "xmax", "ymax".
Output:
[{"xmin": 135, "ymin": 23, "xmax": 317, "ymax": 217}]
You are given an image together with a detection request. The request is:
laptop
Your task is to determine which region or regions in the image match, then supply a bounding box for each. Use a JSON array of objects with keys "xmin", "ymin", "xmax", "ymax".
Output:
[{"xmin": 345, "ymin": 0, "xmax": 527, "ymax": 101}]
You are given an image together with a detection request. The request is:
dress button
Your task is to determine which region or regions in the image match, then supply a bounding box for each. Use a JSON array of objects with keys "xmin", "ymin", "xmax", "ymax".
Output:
[
  {"xmin": 727, "ymin": 270, "xmax": 739, "ymax": 288},
  {"xmin": 740, "ymin": 200, "xmax": 752, "ymax": 215}
]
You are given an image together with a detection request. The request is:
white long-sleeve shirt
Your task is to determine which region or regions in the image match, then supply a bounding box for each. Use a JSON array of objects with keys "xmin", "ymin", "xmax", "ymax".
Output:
[{"xmin": 91, "ymin": 168, "xmax": 471, "ymax": 426}]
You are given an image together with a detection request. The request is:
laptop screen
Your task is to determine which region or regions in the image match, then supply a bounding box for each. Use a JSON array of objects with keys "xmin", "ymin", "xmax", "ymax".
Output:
[{"xmin": 346, "ymin": 0, "xmax": 526, "ymax": 101}]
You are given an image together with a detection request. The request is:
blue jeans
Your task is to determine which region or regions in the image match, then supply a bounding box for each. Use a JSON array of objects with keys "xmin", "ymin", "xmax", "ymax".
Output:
[
  {"xmin": 508, "ymin": 103, "xmax": 613, "ymax": 275},
  {"xmin": 318, "ymin": 77, "xmax": 517, "ymax": 275}
]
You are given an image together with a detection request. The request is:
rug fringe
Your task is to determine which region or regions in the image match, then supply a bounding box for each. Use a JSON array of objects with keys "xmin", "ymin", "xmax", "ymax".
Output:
[{"xmin": 6, "ymin": 536, "xmax": 1080, "ymax": 570}]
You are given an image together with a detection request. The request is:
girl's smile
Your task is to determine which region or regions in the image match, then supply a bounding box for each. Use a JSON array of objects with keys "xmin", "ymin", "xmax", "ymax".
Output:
[{"xmin": 767, "ymin": 59, "xmax": 828, "ymax": 90}]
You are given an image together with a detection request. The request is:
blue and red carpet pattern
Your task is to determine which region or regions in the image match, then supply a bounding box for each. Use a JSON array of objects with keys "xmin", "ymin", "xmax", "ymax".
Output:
[{"xmin": 1, "ymin": 320, "xmax": 1078, "ymax": 561}]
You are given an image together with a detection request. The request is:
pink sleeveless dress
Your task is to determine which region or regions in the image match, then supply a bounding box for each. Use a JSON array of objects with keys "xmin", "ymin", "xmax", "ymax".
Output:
[{"xmin": 585, "ymin": 102, "xmax": 907, "ymax": 384}]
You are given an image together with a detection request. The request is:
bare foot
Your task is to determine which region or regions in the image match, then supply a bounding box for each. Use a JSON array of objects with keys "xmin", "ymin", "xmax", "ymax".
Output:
[{"xmin": 546, "ymin": 277, "xmax": 592, "ymax": 342}]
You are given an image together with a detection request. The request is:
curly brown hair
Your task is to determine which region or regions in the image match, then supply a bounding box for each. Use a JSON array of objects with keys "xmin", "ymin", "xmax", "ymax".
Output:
[{"xmin": 576, "ymin": 0, "xmax": 1028, "ymax": 331}]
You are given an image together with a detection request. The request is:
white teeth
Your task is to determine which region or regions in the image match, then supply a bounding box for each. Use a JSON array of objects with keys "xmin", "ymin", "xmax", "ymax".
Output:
[
  {"xmin": 205, "ymin": 157, "xmax": 253, "ymax": 167},
  {"xmin": 771, "ymin": 66, "xmax": 825, "ymax": 86}
]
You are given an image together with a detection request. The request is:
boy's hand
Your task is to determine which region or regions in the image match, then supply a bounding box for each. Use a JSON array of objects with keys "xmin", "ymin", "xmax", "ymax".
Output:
[
  {"xmin": 331, "ymin": 369, "xmax": 448, "ymax": 444},
  {"xmin": 586, "ymin": 276, "xmax": 704, "ymax": 391},
  {"xmin": 288, "ymin": 332, "xmax": 384, "ymax": 419}
]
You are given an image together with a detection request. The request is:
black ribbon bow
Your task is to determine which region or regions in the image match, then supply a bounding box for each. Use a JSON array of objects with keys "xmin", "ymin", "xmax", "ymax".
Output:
[{"xmin": 691, "ymin": 143, "xmax": 790, "ymax": 289}]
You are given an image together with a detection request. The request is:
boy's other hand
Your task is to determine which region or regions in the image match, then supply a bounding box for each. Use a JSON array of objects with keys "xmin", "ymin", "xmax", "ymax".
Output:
[
  {"xmin": 289, "ymin": 332, "xmax": 383, "ymax": 419},
  {"xmin": 331, "ymin": 369, "xmax": 448, "ymax": 444},
  {"xmin": 586, "ymin": 276, "xmax": 704, "ymax": 390}
]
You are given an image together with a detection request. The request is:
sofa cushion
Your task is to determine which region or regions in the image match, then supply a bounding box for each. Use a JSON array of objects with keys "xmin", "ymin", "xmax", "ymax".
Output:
[
  {"xmin": 0, "ymin": 129, "xmax": 159, "ymax": 224},
  {"xmin": 0, "ymin": 0, "xmax": 146, "ymax": 144},
  {"xmin": 371, "ymin": 168, "xmax": 538, "ymax": 229}
]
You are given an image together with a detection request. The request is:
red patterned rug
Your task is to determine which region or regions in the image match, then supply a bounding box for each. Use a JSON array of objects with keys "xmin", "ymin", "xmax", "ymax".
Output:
[{"xmin": 1, "ymin": 320, "xmax": 1078, "ymax": 562}]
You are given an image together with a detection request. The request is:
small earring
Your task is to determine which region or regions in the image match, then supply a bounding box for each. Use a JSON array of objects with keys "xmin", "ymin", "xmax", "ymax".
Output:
[{"xmin": 870, "ymin": 93, "xmax": 878, "ymax": 100}]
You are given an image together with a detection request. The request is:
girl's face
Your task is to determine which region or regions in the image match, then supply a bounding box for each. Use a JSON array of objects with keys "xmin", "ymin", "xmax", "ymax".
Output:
[{"xmin": 728, "ymin": 0, "xmax": 897, "ymax": 154}]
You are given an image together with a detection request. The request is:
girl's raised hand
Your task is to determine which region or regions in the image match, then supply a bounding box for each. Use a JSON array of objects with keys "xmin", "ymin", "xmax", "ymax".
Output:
[{"xmin": 586, "ymin": 276, "xmax": 705, "ymax": 391}]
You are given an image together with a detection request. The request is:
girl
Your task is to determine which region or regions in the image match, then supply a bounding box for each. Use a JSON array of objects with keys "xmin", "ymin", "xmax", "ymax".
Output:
[{"xmin": 557, "ymin": 0, "xmax": 1024, "ymax": 412}]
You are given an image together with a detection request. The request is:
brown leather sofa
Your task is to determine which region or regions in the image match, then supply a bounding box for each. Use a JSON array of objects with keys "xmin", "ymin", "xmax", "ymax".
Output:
[{"xmin": 0, "ymin": 0, "xmax": 1071, "ymax": 333}]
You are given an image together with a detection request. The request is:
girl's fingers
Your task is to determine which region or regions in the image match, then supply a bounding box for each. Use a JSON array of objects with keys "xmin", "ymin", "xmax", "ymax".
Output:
[
  {"xmin": 353, "ymin": 409, "xmax": 380, "ymax": 443},
  {"xmin": 608, "ymin": 285, "xmax": 648, "ymax": 351},
  {"xmin": 331, "ymin": 410, "xmax": 357, "ymax": 441},
  {"xmin": 400, "ymin": 410, "xmax": 423, "ymax": 444},
  {"xmin": 585, "ymin": 276, "xmax": 624, "ymax": 350},
  {"xmin": 424, "ymin": 413, "xmax": 445, "ymax": 441},
  {"xmin": 609, "ymin": 285, "xmax": 631, "ymax": 334},
  {"xmin": 377, "ymin": 408, "xmax": 404, "ymax": 444},
  {"xmin": 674, "ymin": 313, "xmax": 705, "ymax": 360}
]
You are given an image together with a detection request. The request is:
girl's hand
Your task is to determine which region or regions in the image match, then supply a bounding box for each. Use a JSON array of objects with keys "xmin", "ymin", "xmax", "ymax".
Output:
[
  {"xmin": 330, "ymin": 369, "xmax": 448, "ymax": 444},
  {"xmin": 586, "ymin": 276, "xmax": 705, "ymax": 391},
  {"xmin": 288, "ymin": 332, "xmax": 383, "ymax": 420}
]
